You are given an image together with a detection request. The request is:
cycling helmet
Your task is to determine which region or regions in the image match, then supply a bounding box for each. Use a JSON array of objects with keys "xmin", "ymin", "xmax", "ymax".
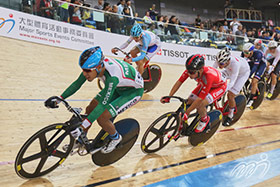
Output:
[
  {"xmin": 268, "ymin": 41, "xmax": 278, "ymax": 49},
  {"xmin": 216, "ymin": 47, "xmax": 231, "ymax": 65},
  {"xmin": 254, "ymin": 39, "xmax": 262, "ymax": 46},
  {"xmin": 79, "ymin": 46, "xmax": 104, "ymax": 73},
  {"xmin": 130, "ymin": 24, "xmax": 143, "ymax": 37},
  {"xmin": 185, "ymin": 54, "xmax": 205, "ymax": 71},
  {"xmin": 243, "ymin": 43, "xmax": 254, "ymax": 52}
]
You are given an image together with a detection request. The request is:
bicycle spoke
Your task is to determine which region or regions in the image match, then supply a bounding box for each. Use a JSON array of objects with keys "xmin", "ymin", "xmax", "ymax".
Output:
[
  {"xmin": 48, "ymin": 131, "xmax": 68, "ymax": 150},
  {"xmin": 39, "ymin": 134, "xmax": 48, "ymax": 151},
  {"xmin": 164, "ymin": 126, "xmax": 177, "ymax": 133},
  {"xmin": 159, "ymin": 116, "xmax": 173, "ymax": 131},
  {"xmin": 150, "ymin": 127, "xmax": 161, "ymax": 136},
  {"xmin": 22, "ymin": 152, "xmax": 43, "ymax": 163},
  {"xmin": 47, "ymin": 129, "xmax": 62, "ymax": 145},
  {"xmin": 164, "ymin": 118, "xmax": 177, "ymax": 132},
  {"xmin": 51, "ymin": 150, "xmax": 66, "ymax": 158},
  {"xmin": 146, "ymin": 136, "xmax": 160, "ymax": 148},
  {"xmin": 159, "ymin": 137, "xmax": 164, "ymax": 147},
  {"xmin": 34, "ymin": 156, "xmax": 48, "ymax": 174}
]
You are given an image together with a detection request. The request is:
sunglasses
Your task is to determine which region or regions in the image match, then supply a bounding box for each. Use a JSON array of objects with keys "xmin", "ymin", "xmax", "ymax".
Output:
[
  {"xmin": 82, "ymin": 69, "xmax": 93, "ymax": 73},
  {"xmin": 188, "ymin": 70, "xmax": 197, "ymax": 75},
  {"xmin": 243, "ymin": 51, "xmax": 250, "ymax": 55}
]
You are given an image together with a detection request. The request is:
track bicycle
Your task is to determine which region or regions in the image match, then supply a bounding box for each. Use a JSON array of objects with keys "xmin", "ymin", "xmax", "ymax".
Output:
[
  {"xmin": 141, "ymin": 96, "xmax": 222, "ymax": 154},
  {"xmin": 15, "ymin": 97, "xmax": 140, "ymax": 179}
]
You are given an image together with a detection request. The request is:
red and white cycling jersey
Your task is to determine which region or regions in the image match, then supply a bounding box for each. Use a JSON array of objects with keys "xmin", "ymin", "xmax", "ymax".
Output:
[{"xmin": 179, "ymin": 66, "xmax": 227, "ymax": 100}]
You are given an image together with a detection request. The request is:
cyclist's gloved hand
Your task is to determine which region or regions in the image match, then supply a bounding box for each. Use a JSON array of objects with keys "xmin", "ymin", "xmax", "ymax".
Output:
[
  {"xmin": 160, "ymin": 97, "xmax": 170, "ymax": 103},
  {"xmin": 182, "ymin": 113, "xmax": 188, "ymax": 121},
  {"xmin": 70, "ymin": 127, "xmax": 83, "ymax": 139},
  {"xmin": 44, "ymin": 96, "xmax": 61, "ymax": 108},
  {"xmin": 268, "ymin": 65, "xmax": 274, "ymax": 75},
  {"xmin": 124, "ymin": 57, "xmax": 132, "ymax": 64},
  {"xmin": 111, "ymin": 48, "xmax": 118, "ymax": 55}
]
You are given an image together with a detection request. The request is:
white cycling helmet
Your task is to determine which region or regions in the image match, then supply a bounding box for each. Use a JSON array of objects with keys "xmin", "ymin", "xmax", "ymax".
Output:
[
  {"xmin": 254, "ymin": 39, "xmax": 262, "ymax": 46},
  {"xmin": 268, "ymin": 41, "xmax": 278, "ymax": 49},
  {"xmin": 216, "ymin": 47, "xmax": 231, "ymax": 65},
  {"xmin": 243, "ymin": 43, "xmax": 254, "ymax": 52}
]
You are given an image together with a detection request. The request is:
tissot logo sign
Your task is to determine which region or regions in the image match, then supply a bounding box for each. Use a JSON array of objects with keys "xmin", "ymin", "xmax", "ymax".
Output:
[
  {"xmin": 158, "ymin": 48, "xmax": 217, "ymax": 61},
  {"xmin": 0, "ymin": 14, "xmax": 16, "ymax": 33}
]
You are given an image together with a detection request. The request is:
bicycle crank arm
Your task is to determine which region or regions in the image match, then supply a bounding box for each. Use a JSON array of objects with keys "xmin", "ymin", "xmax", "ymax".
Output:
[{"xmin": 89, "ymin": 147, "xmax": 104, "ymax": 155}]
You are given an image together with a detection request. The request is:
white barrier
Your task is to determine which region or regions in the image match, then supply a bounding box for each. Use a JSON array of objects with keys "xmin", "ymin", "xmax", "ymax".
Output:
[{"xmin": 0, "ymin": 7, "xmax": 241, "ymax": 66}]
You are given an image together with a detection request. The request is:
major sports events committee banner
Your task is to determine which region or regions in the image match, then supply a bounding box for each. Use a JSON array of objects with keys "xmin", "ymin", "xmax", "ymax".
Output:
[{"xmin": 0, "ymin": 7, "xmax": 241, "ymax": 66}]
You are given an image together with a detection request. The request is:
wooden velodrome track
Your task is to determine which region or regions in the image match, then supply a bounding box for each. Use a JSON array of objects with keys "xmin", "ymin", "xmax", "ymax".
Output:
[{"xmin": 0, "ymin": 36, "xmax": 280, "ymax": 187}]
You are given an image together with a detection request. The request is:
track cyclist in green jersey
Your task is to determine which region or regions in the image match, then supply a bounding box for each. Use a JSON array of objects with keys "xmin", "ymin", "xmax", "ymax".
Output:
[
  {"xmin": 45, "ymin": 46, "xmax": 144, "ymax": 154},
  {"xmin": 111, "ymin": 24, "xmax": 161, "ymax": 74}
]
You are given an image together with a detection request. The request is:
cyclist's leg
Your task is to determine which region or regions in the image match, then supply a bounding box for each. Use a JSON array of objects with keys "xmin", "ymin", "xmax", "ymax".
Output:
[
  {"xmin": 228, "ymin": 72, "xmax": 250, "ymax": 117},
  {"xmin": 85, "ymin": 89, "xmax": 119, "ymax": 133},
  {"xmin": 270, "ymin": 61, "xmax": 280, "ymax": 93},
  {"xmin": 187, "ymin": 84, "xmax": 204, "ymax": 105},
  {"xmin": 100, "ymin": 88, "xmax": 144, "ymax": 153},
  {"xmin": 251, "ymin": 63, "xmax": 266, "ymax": 97}
]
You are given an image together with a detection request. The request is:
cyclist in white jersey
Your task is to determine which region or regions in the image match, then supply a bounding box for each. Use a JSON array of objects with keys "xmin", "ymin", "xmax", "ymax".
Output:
[
  {"xmin": 254, "ymin": 39, "xmax": 267, "ymax": 54},
  {"xmin": 264, "ymin": 41, "xmax": 280, "ymax": 99},
  {"xmin": 214, "ymin": 48, "xmax": 250, "ymax": 126},
  {"xmin": 111, "ymin": 24, "xmax": 161, "ymax": 74}
]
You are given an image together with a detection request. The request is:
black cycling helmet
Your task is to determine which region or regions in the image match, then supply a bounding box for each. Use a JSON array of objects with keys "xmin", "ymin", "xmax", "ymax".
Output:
[{"xmin": 185, "ymin": 54, "xmax": 205, "ymax": 71}]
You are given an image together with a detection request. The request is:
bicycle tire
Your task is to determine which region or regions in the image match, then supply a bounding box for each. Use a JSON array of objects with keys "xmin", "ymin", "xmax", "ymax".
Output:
[
  {"xmin": 188, "ymin": 110, "xmax": 222, "ymax": 146},
  {"xmin": 251, "ymin": 81, "xmax": 266, "ymax": 109},
  {"xmin": 143, "ymin": 64, "xmax": 162, "ymax": 93},
  {"xmin": 222, "ymin": 94, "xmax": 246, "ymax": 126},
  {"xmin": 270, "ymin": 79, "xmax": 280, "ymax": 100},
  {"xmin": 15, "ymin": 123, "xmax": 75, "ymax": 179},
  {"xmin": 141, "ymin": 112, "xmax": 179, "ymax": 154}
]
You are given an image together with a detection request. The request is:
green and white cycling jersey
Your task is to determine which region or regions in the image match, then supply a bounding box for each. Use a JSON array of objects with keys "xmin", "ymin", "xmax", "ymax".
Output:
[
  {"xmin": 60, "ymin": 57, "xmax": 144, "ymax": 126},
  {"xmin": 98, "ymin": 58, "xmax": 144, "ymax": 88}
]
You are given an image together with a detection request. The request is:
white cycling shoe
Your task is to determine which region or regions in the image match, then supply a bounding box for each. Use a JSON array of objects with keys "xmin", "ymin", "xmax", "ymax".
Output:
[{"xmin": 101, "ymin": 135, "xmax": 122, "ymax": 154}]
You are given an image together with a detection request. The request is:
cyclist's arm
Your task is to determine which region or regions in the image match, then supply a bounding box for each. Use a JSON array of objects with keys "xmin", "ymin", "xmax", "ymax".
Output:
[
  {"xmin": 119, "ymin": 37, "xmax": 133, "ymax": 50},
  {"xmin": 60, "ymin": 72, "xmax": 86, "ymax": 99},
  {"xmin": 272, "ymin": 50, "xmax": 280, "ymax": 67},
  {"xmin": 86, "ymin": 76, "xmax": 119, "ymax": 124},
  {"xmin": 168, "ymin": 70, "xmax": 188, "ymax": 96},
  {"xmin": 227, "ymin": 64, "xmax": 239, "ymax": 91},
  {"xmin": 132, "ymin": 36, "xmax": 151, "ymax": 62}
]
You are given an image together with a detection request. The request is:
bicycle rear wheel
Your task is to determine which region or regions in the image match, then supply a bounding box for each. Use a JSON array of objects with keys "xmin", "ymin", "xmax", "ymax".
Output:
[
  {"xmin": 188, "ymin": 110, "xmax": 222, "ymax": 146},
  {"xmin": 251, "ymin": 81, "xmax": 265, "ymax": 109},
  {"xmin": 143, "ymin": 64, "xmax": 162, "ymax": 93},
  {"xmin": 222, "ymin": 94, "xmax": 246, "ymax": 126},
  {"xmin": 141, "ymin": 112, "xmax": 179, "ymax": 153},
  {"xmin": 15, "ymin": 123, "xmax": 74, "ymax": 179},
  {"xmin": 270, "ymin": 78, "xmax": 280, "ymax": 100}
]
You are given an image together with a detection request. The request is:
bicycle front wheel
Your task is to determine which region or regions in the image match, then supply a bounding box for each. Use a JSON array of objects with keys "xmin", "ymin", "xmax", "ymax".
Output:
[
  {"xmin": 15, "ymin": 123, "xmax": 75, "ymax": 179},
  {"xmin": 141, "ymin": 112, "xmax": 179, "ymax": 154}
]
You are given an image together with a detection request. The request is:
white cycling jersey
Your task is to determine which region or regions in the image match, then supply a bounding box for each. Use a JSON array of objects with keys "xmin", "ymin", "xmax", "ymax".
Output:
[
  {"xmin": 265, "ymin": 46, "xmax": 280, "ymax": 66},
  {"xmin": 213, "ymin": 56, "xmax": 250, "ymax": 95}
]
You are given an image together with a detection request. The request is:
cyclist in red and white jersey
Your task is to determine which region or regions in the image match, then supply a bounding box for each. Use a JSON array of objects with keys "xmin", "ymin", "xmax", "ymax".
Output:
[{"xmin": 161, "ymin": 55, "xmax": 227, "ymax": 133}]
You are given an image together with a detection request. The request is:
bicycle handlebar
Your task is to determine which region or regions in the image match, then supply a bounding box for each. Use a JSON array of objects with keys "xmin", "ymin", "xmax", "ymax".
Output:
[
  {"xmin": 56, "ymin": 97, "xmax": 83, "ymax": 121},
  {"xmin": 162, "ymin": 96, "xmax": 187, "ymax": 103},
  {"xmin": 113, "ymin": 47, "xmax": 130, "ymax": 57}
]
